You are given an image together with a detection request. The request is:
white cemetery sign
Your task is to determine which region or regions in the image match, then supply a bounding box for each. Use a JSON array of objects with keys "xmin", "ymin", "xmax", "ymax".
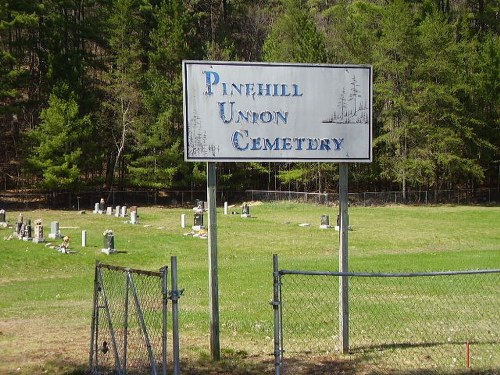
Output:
[
  {"xmin": 183, "ymin": 60, "xmax": 373, "ymax": 359},
  {"xmin": 183, "ymin": 61, "xmax": 372, "ymax": 162}
]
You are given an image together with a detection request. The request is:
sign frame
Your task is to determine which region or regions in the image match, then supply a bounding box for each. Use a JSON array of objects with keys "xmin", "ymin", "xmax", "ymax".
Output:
[{"xmin": 183, "ymin": 60, "xmax": 372, "ymax": 163}]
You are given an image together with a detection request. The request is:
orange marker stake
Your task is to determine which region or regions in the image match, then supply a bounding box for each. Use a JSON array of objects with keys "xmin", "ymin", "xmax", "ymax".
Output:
[{"xmin": 466, "ymin": 341, "xmax": 470, "ymax": 369}]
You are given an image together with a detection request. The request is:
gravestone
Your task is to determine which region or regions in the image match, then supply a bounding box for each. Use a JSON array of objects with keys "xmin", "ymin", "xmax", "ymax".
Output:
[
  {"xmin": 0, "ymin": 209, "xmax": 5, "ymax": 223},
  {"xmin": 224, "ymin": 202, "xmax": 228, "ymax": 215},
  {"xmin": 181, "ymin": 214, "xmax": 186, "ymax": 228},
  {"xmin": 129, "ymin": 206, "xmax": 137, "ymax": 224},
  {"xmin": 320, "ymin": 215, "xmax": 331, "ymax": 229},
  {"xmin": 33, "ymin": 219, "xmax": 45, "ymax": 243},
  {"xmin": 102, "ymin": 230, "xmax": 116, "ymax": 255},
  {"xmin": 82, "ymin": 230, "xmax": 87, "ymax": 247},
  {"xmin": 130, "ymin": 211, "xmax": 137, "ymax": 225},
  {"xmin": 106, "ymin": 206, "xmax": 113, "ymax": 215},
  {"xmin": 121, "ymin": 206, "xmax": 127, "ymax": 218},
  {"xmin": 98, "ymin": 198, "xmax": 105, "ymax": 213},
  {"xmin": 193, "ymin": 212, "xmax": 204, "ymax": 230},
  {"xmin": 23, "ymin": 219, "xmax": 32, "ymax": 240},
  {"xmin": 115, "ymin": 206, "xmax": 121, "ymax": 217},
  {"xmin": 48, "ymin": 221, "xmax": 61, "ymax": 239},
  {"xmin": 241, "ymin": 204, "xmax": 251, "ymax": 218},
  {"xmin": 93, "ymin": 202, "xmax": 100, "ymax": 214}
]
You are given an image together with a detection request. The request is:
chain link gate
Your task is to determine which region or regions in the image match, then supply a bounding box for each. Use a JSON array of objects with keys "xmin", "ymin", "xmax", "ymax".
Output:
[
  {"xmin": 272, "ymin": 254, "xmax": 500, "ymax": 374},
  {"xmin": 89, "ymin": 258, "xmax": 181, "ymax": 375}
]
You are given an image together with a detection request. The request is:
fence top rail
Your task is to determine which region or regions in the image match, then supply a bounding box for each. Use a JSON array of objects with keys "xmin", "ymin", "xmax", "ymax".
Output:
[
  {"xmin": 96, "ymin": 262, "xmax": 166, "ymax": 277},
  {"xmin": 279, "ymin": 269, "xmax": 500, "ymax": 277}
]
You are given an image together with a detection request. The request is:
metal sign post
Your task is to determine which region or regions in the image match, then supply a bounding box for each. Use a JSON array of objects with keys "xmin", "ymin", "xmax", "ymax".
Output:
[
  {"xmin": 207, "ymin": 162, "xmax": 220, "ymax": 360},
  {"xmin": 339, "ymin": 163, "xmax": 349, "ymax": 353}
]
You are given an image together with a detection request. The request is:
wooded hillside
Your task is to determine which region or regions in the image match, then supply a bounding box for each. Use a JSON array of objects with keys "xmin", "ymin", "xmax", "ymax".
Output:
[{"xmin": 0, "ymin": 0, "xmax": 498, "ymax": 194}]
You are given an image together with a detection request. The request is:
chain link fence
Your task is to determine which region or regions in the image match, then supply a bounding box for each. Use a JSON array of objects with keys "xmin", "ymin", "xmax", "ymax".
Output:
[
  {"xmin": 89, "ymin": 260, "xmax": 181, "ymax": 375},
  {"xmin": 247, "ymin": 188, "xmax": 499, "ymax": 206},
  {"xmin": 273, "ymin": 258, "xmax": 500, "ymax": 374}
]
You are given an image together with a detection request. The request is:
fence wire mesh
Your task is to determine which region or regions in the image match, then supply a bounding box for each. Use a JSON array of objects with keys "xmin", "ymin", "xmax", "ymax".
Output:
[
  {"xmin": 277, "ymin": 269, "xmax": 500, "ymax": 374},
  {"xmin": 89, "ymin": 263, "xmax": 168, "ymax": 375}
]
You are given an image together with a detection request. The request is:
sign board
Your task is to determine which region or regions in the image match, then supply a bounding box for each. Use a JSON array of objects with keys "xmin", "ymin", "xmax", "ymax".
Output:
[{"xmin": 183, "ymin": 61, "xmax": 372, "ymax": 162}]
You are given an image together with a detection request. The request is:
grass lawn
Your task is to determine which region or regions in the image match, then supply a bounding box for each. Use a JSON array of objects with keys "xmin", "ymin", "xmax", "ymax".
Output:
[{"xmin": 0, "ymin": 202, "xmax": 499, "ymax": 374}]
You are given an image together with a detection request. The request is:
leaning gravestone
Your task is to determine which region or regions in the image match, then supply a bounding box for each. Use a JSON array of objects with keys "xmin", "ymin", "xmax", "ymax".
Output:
[
  {"xmin": 33, "ymin": 219, "xmax": 45, "ymax": 243},
  {"xmin": 101, "ymin": 229, "xmax": 116, "ymax": 255}
]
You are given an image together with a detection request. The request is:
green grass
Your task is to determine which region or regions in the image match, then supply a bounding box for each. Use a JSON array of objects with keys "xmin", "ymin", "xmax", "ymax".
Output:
[{"xmin": 0, "ymin": 202, "xmax": 499, "ymax": 374}]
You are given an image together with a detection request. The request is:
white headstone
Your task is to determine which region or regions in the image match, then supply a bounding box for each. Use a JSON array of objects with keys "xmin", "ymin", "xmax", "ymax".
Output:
[
  {"xmin": 121, "ymin": 206, "xmax": 127, "ymax": 218},
  {"xmin": 94, "ymin": 202, "xmax": 100, "ymax": 213},
  {"xmin": 224, "ymin": 202, "xmax": 228, "ymax": 215},
  {"xmin": 82, "ymin": 230, "xmax": 87, "ymax": 247},
  {"xmin": 130, "ymin": 211, "xmax": 137, "ymax": 224},
  {"xmin": 115, "ymin": 206, "xmax": 120, "ymax": 217},
  {"xmin": 181, "ymin": 214, "xmax": 186, "ymax": 228},
  {"xmin": 48, "ymin": 221, "xmax": 60, "ymax": 239},
  {"xmin": 106, "ymin": 206, "xmax": 113, "ymax": 215}
]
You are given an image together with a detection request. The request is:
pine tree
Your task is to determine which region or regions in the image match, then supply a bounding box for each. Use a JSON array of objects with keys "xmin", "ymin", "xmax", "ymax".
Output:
[{"xmin": 26, "ymin": 83, "xmax": 91, "ymax": 189}]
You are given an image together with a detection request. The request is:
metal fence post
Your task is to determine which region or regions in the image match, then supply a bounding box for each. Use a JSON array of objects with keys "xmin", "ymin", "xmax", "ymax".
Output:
[
  {"xmin": 89, "ymin": 262, "xmax": 99, "ymax": 372},
  {"xmin": 273, "ymin": 254, "xmax": 282, "ymax": 375},
  {"xmin": 123, "ymin": 270, "xmax": 130, "ymax": 373},
  {"xmin": 161, "ymin": 265, "xmax": 168, "ymax": 375},
  {"xmin": 171, "ymin": 256, "xmax": 181, "ymax": 375}
]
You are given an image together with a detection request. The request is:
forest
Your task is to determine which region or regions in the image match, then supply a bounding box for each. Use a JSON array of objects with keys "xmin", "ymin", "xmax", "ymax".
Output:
[{"xmin": 0, "ymin": 0, "xmax": 498, "ymax": 195}]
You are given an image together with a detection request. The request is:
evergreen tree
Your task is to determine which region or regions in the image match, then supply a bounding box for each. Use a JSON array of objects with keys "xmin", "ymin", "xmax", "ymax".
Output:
[
  {"xmin": 373, "ymin": 0, "xmax": 420, "ymax": 197},
  {"xmin": 129, "ymin": 0, "xmax": 198, "ymax": 189},
  {"xmin": 26, "ymin": 83, "xmax": 91, "ymax": 189}
]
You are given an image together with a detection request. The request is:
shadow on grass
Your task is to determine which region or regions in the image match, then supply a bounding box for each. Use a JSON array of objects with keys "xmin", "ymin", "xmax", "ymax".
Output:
[{"xmin": 41, "ymin": 351, "xmax": 499, "ymax": 375}]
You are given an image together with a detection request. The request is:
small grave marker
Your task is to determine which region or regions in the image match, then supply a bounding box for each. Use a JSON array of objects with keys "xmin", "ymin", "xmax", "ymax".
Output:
[
  {"xmin": 93, "ymin": 202, "xmax": 100, "ymax": 214},
  {"xmin": 121, "ymin": 206, "xmax": 127, "ymax": 218},
  {"xmin": 115, "ymin": 206, "xmax": 120, "ymax": 217},
  {"xmin": 48, "ymin": 221, "xmax": 61, "ymax": 239},
  {"xmin": 0, "ymin": 209, "xmax": 6, "ymax": 223},
  {"xmin": 98, "ymin": 198, "xmax": 105, "ymax": 213},
  {"xmin": 106, "ymin": 206, "xmax": 113, "ymax": 215},
  {"xmin": 320, "ymin": 215, "xmax": 331, "ymax": 229},
  {"xmin": 23, "ymin": 219, "xmax": 32, "ymax": 240},
  {"xmin": 33, "ymin": 219, "xmax": 44, "ymax": 243},
  {"xmin": 181, "ymin": 214, "xmax": 186, "ymax": 228},
  {"xmin": 241, "ymin": 204, "xmax": 251, "ymax": 218},
  {"xmin": 130, "ymin": 211, "xmax": 137, "ymax": 224},
  {"xmin": 193, "ymin": 212, "xmax": 204, "ymax": 230},
  {"xmin": 102, "ymin": 229, "xmax": 116, "ymax": 255},
  {"xmin": 82, "ymin": 230, "xmax": 87, "ymax": 247}
]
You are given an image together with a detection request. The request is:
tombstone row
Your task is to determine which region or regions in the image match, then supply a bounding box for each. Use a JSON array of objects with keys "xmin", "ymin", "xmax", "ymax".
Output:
[{"xmin": 92, "ymin": 201, "xmax": 138, "ymax": 224}]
